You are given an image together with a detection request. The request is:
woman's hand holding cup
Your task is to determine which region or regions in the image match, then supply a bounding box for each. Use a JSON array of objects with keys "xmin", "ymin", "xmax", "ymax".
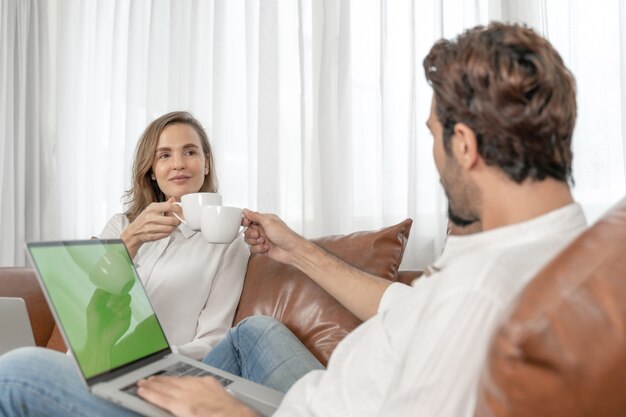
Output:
[{"xmin": 121, "ymin": 198, "xmax": 182, "ymax": 258}]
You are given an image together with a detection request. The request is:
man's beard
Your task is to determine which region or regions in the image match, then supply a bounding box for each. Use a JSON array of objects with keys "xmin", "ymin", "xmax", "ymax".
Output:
[
  {"xmin": 447, "ymin": 204, "xmax": 479, "ymax": 227},
  {"xmin": 440, "ymin": 154, "xmax": 480, "ymax": 228}
]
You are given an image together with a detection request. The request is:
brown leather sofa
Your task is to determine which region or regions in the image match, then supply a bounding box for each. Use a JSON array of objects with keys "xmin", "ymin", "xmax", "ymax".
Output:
[
  {"xmin": 0, "ymin": 218, "xmax": 419, "ymax": 365},
  {"xmin": 2, "ymin": 198, "xmax": 626, "ymax": 416}
]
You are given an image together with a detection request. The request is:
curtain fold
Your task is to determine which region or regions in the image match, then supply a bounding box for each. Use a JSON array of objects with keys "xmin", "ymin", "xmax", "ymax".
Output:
[
  {"xmin": 0, "ymin": 0, "xmax": 51, "ymax": 265},
  {"xmin": 621, "ymin": 0, "xmax": 626, "ymax": 186},
  {"xmin": 2, "ymin": 0, "xmax": 626, "ymax": 267}
]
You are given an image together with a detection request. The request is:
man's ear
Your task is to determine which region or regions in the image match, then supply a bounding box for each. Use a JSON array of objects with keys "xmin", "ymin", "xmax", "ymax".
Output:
[{"xmin": 451, "ymin": 122, "xmax": 479, "ymax": 169}]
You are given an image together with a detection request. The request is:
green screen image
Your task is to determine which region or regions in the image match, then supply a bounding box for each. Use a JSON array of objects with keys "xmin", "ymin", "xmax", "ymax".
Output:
[{"xmin": 29, "ymin": 241, "xmax": 169, "ymax": 379}]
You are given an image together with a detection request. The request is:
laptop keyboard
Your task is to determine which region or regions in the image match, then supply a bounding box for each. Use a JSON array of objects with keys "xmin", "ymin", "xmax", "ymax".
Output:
[{"xmin": 121, "ymin": 362, "xmax": 233, "ymax": 397}]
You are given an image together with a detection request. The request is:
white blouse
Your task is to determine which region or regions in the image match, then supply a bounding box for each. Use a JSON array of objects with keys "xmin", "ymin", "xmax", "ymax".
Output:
[{"xmin": 98, "ymin": 213, "xmax": 249, "ymax": 360}]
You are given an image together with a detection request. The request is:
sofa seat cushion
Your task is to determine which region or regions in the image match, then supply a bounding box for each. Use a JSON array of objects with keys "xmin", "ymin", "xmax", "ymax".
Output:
[
  {"xmin": 475, "ymin": 198, "xmax": 626, "ymax": 417},
  {"xmin": 233, "ymin": 218, "xmax": 413, "ymax": 366}
]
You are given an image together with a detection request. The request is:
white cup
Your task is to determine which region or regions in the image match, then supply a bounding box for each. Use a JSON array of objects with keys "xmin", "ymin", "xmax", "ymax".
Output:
[
  {"xmin": 200, "ymin": 205, "xmax": 246, "ymax": 243},
  {"xmin": 173, "ymin": 192, "xmax": 222, "ymax": 231}
]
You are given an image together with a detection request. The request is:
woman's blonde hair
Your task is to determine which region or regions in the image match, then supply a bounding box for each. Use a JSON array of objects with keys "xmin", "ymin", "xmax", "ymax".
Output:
[{"xmin": 123, "ymin": 111, "xmax": 218, "ymax": 222}]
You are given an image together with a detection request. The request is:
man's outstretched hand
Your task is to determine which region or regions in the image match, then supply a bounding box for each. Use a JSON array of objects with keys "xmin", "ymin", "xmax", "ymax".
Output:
[
  {"xmin": 242, "ymin": 209, "xmax": 306, "ymax": 266},
  {"xmin": 137, "ymin": 376, "xmax": 259, "ymax": 417}
]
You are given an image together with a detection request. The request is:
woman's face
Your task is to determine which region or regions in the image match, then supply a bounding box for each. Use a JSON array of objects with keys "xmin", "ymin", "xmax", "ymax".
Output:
[{"xmin": 151, "ymin": 123, "xmax": 208, "ymax": 201}]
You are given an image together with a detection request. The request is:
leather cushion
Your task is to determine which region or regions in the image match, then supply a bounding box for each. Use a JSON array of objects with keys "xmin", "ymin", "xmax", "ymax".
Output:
[
  {"xmin": 0, "ymin": 267, "xmax": 56, "ymax": 348},
  {"xmin": 233, "ymin": 218, "xmax": 413, "ymax": 366},
  {"xmin": 475, "ymin": 198, "xmax": 626, "ymax": 417}
]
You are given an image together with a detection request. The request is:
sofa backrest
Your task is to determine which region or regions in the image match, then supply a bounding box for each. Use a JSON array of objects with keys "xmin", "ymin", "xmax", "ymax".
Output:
[{"xmin": 475, "ymin": 197, "xmax": 626, "ymax": 417}]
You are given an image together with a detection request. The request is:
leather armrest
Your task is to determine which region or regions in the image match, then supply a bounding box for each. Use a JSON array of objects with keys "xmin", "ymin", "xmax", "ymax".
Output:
[{"xmin": 0, "ymin": 267, "xmax": 56, "ymax": 348}]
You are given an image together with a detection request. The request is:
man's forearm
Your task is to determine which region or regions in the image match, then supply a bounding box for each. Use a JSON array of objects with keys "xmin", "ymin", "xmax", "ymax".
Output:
[{"xmin": 289, "ymin": 240, "xmax": 392, "ymax": 321}]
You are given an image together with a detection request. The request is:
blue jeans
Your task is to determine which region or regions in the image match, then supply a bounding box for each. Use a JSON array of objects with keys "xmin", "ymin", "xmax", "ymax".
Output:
[
  {"xmin": 0, "ymin": 316, "xmax": 322, "ymax": 417},
  {"xmin": 203, "ymin": 316, "xmax": 324, "ymax": 393},
  {"xmin": 0, "ymin": 347, "xmax": 140, "ymax": 417}
]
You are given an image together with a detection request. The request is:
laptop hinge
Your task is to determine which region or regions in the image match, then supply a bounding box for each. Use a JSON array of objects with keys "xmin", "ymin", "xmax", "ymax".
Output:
[{"xmin": 86, "ymin": 347, "xmax": 172, "ymax": 386}]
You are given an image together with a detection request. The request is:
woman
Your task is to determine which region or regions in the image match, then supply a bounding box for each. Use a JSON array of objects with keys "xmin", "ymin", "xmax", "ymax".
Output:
[{"xmin": 98, "ymin": 111, "xmax": 249, "ymax": 360}]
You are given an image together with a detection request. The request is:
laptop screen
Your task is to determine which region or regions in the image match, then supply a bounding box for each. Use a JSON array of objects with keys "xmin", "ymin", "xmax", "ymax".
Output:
[{"xmin": 27, "ymin": 240, "xmax": 170, "ymax": 379}]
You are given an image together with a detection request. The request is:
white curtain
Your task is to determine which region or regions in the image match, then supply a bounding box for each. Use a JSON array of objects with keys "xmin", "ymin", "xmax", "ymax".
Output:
[
  {"xmin": 0, "ymin": 0, "xmax": 54, "ymax": 266},
  {"xmin": 2, "ymin": 0, "xmax": 625, "ymax": 268}
]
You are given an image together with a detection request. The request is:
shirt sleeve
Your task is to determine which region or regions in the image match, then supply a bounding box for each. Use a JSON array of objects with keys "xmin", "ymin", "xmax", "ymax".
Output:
[
  {"xmin": 97, "ymin": 213, "xmax": 129, "ymax": 239},
  {"xmin": 175, "ymin": 237, "xmax": 250, "ymax": 360},
  {"xmin": 378, "ymin": 282, "xmax": 413, "ymax": 313},
  {"xmin": 377, "ymin": 289, "xmax": 504, "ymax": 417}
]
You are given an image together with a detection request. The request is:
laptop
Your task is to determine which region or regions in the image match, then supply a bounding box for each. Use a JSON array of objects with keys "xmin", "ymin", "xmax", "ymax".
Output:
[
  {"xmin": 26, "ymin": 239, "xmax": 283, "ymax": 417},
  {"xmin": 0, "ymin": 297, "xmax": 36, "ymax": 355}
]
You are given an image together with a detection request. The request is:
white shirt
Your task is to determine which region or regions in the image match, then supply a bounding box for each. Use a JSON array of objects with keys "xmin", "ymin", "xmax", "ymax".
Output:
[
  {"xmin": 276, "ymin": 203, "xmax": 587, "ymax": 417},
  {"xmin": 98, "ymin": 214, "xmax": 249, "ymax": 360}
]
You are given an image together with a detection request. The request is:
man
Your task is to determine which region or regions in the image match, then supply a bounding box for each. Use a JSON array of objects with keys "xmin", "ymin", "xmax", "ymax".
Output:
[{"xmin": 0, "ymin": 22, "xmax": 585, "ymax": 417}]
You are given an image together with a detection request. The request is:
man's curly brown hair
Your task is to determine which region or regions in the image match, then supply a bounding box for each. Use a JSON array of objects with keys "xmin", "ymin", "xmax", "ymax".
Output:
[{"xmin": 424, "ymin": 22, "xmax": 577, "ymax": 184}]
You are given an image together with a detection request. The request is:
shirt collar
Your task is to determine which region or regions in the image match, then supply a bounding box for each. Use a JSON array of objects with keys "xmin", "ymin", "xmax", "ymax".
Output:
[
  {"xmin": 429, "ymin": 202, "xmax": 586, "ymax": 274},
  {"xmin": 178, "ymin": 222, "xmax": 199, "ymax": 239}
]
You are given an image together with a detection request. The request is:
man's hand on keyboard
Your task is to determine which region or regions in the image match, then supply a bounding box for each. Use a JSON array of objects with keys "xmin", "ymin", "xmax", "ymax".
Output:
[{"xmin": 137, "ymin": 375, "xmax": 260, "ymax": 417}]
